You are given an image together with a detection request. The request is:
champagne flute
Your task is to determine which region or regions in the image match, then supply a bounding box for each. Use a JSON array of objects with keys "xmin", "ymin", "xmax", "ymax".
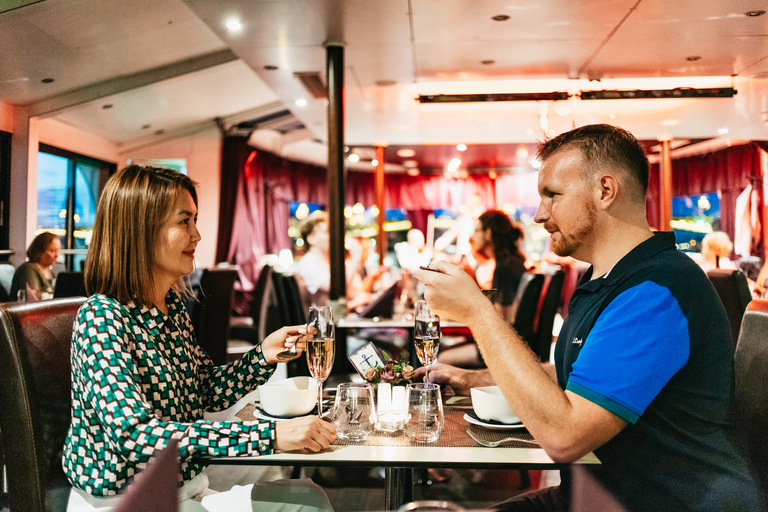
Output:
[
  {"xmin": 306, "ymin": 306, "xmax": 335, "ymax": 418},
  {"xmin": 414, "ymin": 300, "xmax": 440, "ymax": 383}
]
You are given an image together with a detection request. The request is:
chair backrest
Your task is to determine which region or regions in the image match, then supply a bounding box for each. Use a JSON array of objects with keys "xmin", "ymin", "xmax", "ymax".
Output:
[
  {"xmin": 282, "ymin": 274, "xmax": 307, "ymax": 325},
  {"xmin": 52, "ymin": 272, "xmax": 86, "ymax": 298},
  {"xmin": 530, "ymin": 270, "xmax": 565, "ymax": 362},
  {"xmin": 0, "ymin": 297, "xmax": 85, "ymax": 512},
  {"xmin": 706, "ymin": 269, "xmax": 752, "ymax": 350},
  {"xmin": 191, "ymin": 268, "xmax": 238, "ymax": 366},
  {"xmin": 733, "ymin": 299, "xmax": 768, "ymax": 507},
  {"xmin": 0, "ymin": 263, "xmax": 14, "ymax": 301},
  {"xmin": 113, "ymin": 439, "xmax": 180, "ymax": 512},
  {"xmin": 511, "ymin": 273, "xmax": 545, "ymax": 344}
]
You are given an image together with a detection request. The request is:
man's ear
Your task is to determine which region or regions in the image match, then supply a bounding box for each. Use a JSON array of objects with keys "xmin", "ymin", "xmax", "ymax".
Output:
[{"xmin": 597, "ymin": 174, "xmax": 619, "ymax": 209}]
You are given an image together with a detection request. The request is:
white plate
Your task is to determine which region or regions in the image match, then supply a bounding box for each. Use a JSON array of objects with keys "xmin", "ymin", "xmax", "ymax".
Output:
[{"xmin": 463, "ymin": 413, "xmax": 526, "ymax": 430}]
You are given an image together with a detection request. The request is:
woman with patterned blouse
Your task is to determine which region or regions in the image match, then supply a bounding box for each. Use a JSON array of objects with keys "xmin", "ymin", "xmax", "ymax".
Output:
[{"xmin": 64, "ymin": 165, "xmax": 336, "ymax": 511}]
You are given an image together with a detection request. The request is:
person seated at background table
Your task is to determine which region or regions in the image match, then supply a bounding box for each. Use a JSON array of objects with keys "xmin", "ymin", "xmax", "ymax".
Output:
[
  {"xmin": 438, "ymin": 209, "xmax": 528, "ymax": 368},
  {"xmin": 64, "ymin": 165, "xmax": 336, "ymax": 512},
  {"xmin": 414, "ymin": 124, "xmax": 760, "ymax": 511},
  {"xmin": 698, "ymin": 231, "xmax": 738, "ymax": 271},
  {"xmin": 9, "ymin": 231, "xmax": 61, "ymax": 301},
  {"xmin": 346, "ymin": 235, "xmax": 388, "ymax": 310},
  {"xmin": 394, "ymin": 228, "xmax": 430, "ymax": 273},
  {"xmin": 295, "ymin": 211, "xmax": 331, "ymax": 306}
]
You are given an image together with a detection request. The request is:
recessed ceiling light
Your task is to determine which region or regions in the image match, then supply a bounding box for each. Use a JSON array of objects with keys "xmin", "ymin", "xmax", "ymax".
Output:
[
  {"xmin": 406, "ymin": 168, "xmax": 420, "ymax": 176},
  {"xmin": 41, "ymin": 78, "xmax": 54, "ymax": 84},
  {"xmin": 491, "ymin": 14, "xmax": 510, "ymax": 21},
  {"xmin": 480, "ymin": 59, "xmax": 495, "ymax": 65},
  {"xmin": 225, "ymin": 18, "xmax": 242, "ymax": 32},
  {"xmin": 488, "ymin": 170, "xmax": 498, "ymax": 179},
  {"xmin": 745, "ymin": 10, "xmax": 766, "ymax": 17},
  {"xmin": 516, "ymin": 146, "xmax": 529, "ymax": 159},
  {"xmin": 372, "ymin": 159, "xmax": 379, "ymax": 167},
  {"xmin": 102, "ymin": 104, "xmax": 113, "ymax": 110},
  {"xmin": 608, "ymin": 114, "xmax": 616, "ymax": 120},
  {"xmin": 686, "ymin": 55, "xmax": 701, "ymax": 62},
  {"xmin": 447, "ymin": 158, "xmax": 461, "ymax": 172},
  {"xmin": 397, "ymin": 149, "xmax": 416, "ymax": 157},
  {"xmin": 719, "ymin": 127, "xmax": 729, "ymax": 134},
  {"xmin": 456, "ymin": 144, "xmax": 467, "ymax": 151},
  {"xmin": 348, "ymin": 154, "xmax": 360, "ymax": 162},
  {"xmin": 264, "ymin": 65, "xmax": 278, "ymax": 71},
  {"xmin": 295, "ymin": 98, "xmax": 307, "ymax": 107}
]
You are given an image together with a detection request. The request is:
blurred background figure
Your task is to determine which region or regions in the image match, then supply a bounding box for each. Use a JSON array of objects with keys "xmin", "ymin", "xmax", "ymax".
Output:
[
  {"xmin": 346, "ymin": 236, "xmax": 388, "ymax": 310},
  {"xmin": 395, "ymin": 228, "xmax": 430, "ymax": 273},
  {"xmin": 439, "ymin": 209, "xmax": 528, "ymax": 368},
  {"xmin": 10, "ymin": 231, "xmax": 61, "ymax": 302},
  {"xmin": 699, "ymin": 231, "xmax": 737, "ymax": 271},
  {"xmin": 294, "ymin": 211, "xmax": 330, "ymax": 306}
]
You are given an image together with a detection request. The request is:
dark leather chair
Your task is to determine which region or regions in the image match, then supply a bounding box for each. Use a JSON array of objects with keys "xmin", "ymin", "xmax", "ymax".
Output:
[
  {"xmin": 113, "ymin": 439, "xmax": 180, "ymax": 512},
  {"xmin": 52, "ymin": 272, "xmax": 86, "ymax": 298},
  {"xmin": 530, "ymin": 270, "xmax": 565, "ymax": 362},
  {"xmin": 707, "ymin": 269, "xmax": 752, "ymax": 351},
  {"xmin": 191, "ymin": 268, "xmax": 238, "ymax": 366},
  {"xmin": 0, "ymin": 297, "xmax": 85, "ymax": 512},
  {"xmin": 230, "ymin": 265, "xmax": 274, "ymax": 344},
  {"xmin": 733, "ymin": 299, "xmax": 768, "ymax": 508},
  {"xmin": 511, "ymin": 273, "xmax": 545, "ymax": 345}
]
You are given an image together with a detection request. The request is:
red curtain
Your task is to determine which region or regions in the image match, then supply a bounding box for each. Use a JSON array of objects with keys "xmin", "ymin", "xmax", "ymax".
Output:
[{"xmin": 646, "ymin": 143, "xmax": 761, "ymax": 254}]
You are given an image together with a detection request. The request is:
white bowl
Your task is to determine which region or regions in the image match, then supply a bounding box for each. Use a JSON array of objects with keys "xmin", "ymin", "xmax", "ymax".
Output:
[
  {"xmin": 470, "ymin": 386, "xmax": 519, "ymax": 424},
  {"xmin": 259, "ymin": 377, "xmax": 318, "ymax": 417}
]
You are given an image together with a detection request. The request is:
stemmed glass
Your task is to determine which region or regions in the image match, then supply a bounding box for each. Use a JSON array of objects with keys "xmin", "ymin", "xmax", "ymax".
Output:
[
  {"xmin": 306, "ymin": 306, "xmax": 335, "ymax": 418},
  {"xmin": 414, "ymin": 300, "xmax": 440, "ymax": 383}
]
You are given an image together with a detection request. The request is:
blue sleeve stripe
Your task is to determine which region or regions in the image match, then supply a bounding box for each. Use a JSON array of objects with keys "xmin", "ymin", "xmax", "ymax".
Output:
[
  {"xmin": 566, "ymin": 380, "xmax": 641, "ymax": 424},
  {"xmin": 566, "ymin": 281, "xmax": 690, "ymax": 421}
]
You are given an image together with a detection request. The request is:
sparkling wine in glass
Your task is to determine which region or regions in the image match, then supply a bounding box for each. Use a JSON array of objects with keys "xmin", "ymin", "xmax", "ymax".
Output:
[
  {"xmin": 414, "ymin": 300, "xmax": 440, "ymax": 383},
  {"xmin": 306, "ymin": 306, "xmax": 335, "ymax": 418}
]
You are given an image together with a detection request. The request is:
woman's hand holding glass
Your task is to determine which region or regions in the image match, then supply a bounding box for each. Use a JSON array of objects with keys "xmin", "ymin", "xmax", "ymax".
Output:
[{"xmin": 260, "ymin": 325, "xmax": 308, "ymax": 365}]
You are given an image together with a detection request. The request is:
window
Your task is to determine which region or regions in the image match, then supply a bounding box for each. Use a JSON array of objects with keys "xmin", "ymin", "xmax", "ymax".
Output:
[
  {"xmin": 37, "ymin": 144, "xmax": 115, "ymax": 271},
  {"xmin": 671, "ymin": 191, "xmax": 720, "ymax": 253}
]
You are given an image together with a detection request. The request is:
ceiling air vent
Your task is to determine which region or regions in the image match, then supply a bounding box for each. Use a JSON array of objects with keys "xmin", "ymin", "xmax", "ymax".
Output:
[
  {"xmin": 235, "ymin": 109, "xmax": 305, "ymax": 135},
  {"xmin": 294, "ymin": 72, "xmax": 327, "ymax": 99}
]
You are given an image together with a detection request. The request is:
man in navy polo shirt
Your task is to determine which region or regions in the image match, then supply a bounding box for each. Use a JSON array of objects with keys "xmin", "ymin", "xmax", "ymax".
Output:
[{"xmin": 414, "ymin": 124, "xmax": 760, "ymax": 511}]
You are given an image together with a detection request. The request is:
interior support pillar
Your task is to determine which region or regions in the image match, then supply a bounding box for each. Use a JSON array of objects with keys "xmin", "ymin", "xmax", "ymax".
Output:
[
  {"xmin": 375, "ymin": 144, "xmax": 387, "ymax": 264},
  {"xmin": 659, "ymin": 136, "xmax": 673, "ymax": 231},
  {"xmin": 326, "ymin": 42, "xmax": 346, "ymax": 305},
  {"xmin": 9, "ymin": 106, "xmax": 39, "ymax": 267}
]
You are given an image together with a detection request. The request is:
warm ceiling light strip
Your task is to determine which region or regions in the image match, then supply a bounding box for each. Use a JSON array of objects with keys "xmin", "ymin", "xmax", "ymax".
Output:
[
  {"xmin": 418, "ymin": 87, "xmax": 736, "ymax": 103},
  {"xmin": 580, "ymin": 87, "xmax": 736, "ymax": 100},
  {"xmin": 418, "ymin": 92, "xmax": 568, "ymax": 103}
]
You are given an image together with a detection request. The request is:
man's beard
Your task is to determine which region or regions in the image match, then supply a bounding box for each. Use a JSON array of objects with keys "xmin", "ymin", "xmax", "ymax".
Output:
[{"xmin": 548, "ymin": 202, "xmax": 597, "ymax": 257}]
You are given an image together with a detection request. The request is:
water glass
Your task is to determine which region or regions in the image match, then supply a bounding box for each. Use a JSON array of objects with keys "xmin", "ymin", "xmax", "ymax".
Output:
[
  {"xmin": 16, "ymin": 289, "xmax": 26, "ymax": 303},
  {"xmin": 404, "ymin": 383, "xmax": 444, "ymax": 444},
  {"xmin": 331, "ymin": 382, "xmax": 376, "ymax": 441}
]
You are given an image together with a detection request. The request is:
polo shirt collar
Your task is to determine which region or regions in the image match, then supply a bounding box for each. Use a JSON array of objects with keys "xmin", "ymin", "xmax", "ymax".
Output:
[{"xmin": 577, "ymin": 231, "xmax": 676, "ymax": 293}]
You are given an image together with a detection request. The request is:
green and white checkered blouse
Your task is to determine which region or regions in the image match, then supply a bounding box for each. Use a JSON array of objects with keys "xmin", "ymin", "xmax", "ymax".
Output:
[{"xmin": 63, "ymin": 291, "xmax": 277, "ymax": 496}]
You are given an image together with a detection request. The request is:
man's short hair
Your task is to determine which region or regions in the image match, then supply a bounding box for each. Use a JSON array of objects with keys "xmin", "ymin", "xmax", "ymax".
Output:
[
  {"xmin": 299, "ymin": 211, "xmax": 327, "ymax": 250},
  {"xmin": 537, "ymin": 124, "xmax": 649, "ymax": 202}
]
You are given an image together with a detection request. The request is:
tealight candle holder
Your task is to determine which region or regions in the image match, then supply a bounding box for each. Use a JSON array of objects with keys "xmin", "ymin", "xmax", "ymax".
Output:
[{"xmin": 375, "ymin": 383, "xmax": 408, "ymax": 432}]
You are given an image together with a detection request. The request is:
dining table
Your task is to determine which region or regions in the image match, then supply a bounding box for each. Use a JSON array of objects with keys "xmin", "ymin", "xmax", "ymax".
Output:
[{"xmin": 201, "ymin": 392, "xmax": 600, "ymax": 510}]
